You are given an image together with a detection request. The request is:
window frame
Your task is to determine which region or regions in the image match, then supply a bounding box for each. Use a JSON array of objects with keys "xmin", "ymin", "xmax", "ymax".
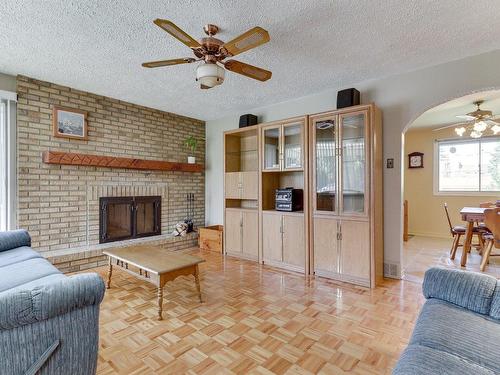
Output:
[
  {"xmin": 0, "ymin": 90, "xmax": 17, "ymax": 231},
  {"xmin": 433, "ymin": 136, "xmax": 500, "ymax": 196}
]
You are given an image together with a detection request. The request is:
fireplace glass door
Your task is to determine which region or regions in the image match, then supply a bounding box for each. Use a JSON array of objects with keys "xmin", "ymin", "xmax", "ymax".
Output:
[{"xmin": 99, "ymin": 196, "xmax": 161, "ymax": 243}]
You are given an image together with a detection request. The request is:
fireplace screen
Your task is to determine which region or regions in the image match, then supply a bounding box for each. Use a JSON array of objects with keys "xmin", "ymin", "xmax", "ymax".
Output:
[{"xmin": 99, "ymin": 196, "xmax": 161, "ymax": 243}]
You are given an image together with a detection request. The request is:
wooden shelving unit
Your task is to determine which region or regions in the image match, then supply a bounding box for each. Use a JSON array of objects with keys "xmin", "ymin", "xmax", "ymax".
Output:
[
  {"xmin": 223, "ymin": 126, "xmax": 260, "ymax": 261},
  {"xmin": 223, "ymin": 105, "xmax": 383, "ymax": 287}
]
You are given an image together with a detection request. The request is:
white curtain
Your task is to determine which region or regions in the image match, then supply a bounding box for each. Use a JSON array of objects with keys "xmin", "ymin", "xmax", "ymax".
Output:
[{"xmin": 342, "ymin": 139, "xmax": 365, "ymax": 193}]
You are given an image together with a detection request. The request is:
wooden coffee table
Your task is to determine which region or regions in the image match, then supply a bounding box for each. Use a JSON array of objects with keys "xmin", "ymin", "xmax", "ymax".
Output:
[{"xmin": 103, "ymin": 245, "xmax": 205, "ymax": 320}]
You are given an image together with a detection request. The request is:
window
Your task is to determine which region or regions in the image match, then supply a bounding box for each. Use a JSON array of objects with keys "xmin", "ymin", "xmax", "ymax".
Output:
[
  {"xmin": 0, "ymin": 92, "xmax": 16, "ymax": 231},
  {"xmin": 436, "ymin": 137, "xmax": 500, "ymax": 193},
  {"xmin": 0, "ymin": 100, "xmax": 6, "ymax": 230}
]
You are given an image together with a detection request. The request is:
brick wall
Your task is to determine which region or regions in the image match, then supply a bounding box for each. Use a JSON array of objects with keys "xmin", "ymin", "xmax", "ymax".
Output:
[{"xmin": 16, "ymin": 75, "xmax": 205, "ymax": 255}]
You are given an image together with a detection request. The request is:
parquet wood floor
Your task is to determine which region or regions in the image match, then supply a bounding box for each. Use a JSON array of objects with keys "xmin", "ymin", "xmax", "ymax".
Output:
[{"xmin": 88, "ymin": 249, "xmax": 425, "ymax": 374}]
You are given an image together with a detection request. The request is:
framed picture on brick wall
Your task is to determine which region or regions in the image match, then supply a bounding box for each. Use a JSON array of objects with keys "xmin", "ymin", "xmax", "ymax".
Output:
[{"xmin": 52, "ymin": 106, "xmax": 88, "ymax": 140}]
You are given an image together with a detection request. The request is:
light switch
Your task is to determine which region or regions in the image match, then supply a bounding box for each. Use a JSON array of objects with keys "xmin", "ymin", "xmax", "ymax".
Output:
[{"xmin": 386, "ymin": 158, "xmax": 394, "ymax": 169}]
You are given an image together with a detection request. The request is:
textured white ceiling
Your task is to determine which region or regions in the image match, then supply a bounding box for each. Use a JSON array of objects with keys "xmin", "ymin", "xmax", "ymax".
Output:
[
  {"xmin": 411, "ymin": 90, "xmax": 500, "ymax": 129},
  {"xmin": 1, "ymin": 0, "xmax": 500, "ymax": 121}
]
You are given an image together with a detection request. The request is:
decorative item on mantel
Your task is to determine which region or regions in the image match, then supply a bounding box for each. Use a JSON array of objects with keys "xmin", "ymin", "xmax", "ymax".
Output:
[{"xmin": 184, "ymin": 136, "xmax": 198, "ymax": 164}]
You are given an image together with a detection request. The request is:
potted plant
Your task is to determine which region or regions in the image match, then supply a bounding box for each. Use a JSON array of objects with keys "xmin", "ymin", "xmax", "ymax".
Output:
[{"xmin": 184, "ymin": 136, "xmax": 198, "ymax": 164}]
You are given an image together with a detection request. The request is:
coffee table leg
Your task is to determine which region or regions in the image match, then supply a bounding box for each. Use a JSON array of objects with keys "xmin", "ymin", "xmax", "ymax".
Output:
[
  {"xmin": 194, "ymin": 265, "xmax": 202, "ymax": 303},
  {"xmin": 106, "ymin": 259, "xmax": 113, "ymax": 289},
  {"xmin": 157, "ymin": 286, "xmax": 163, "ymax": 321}
]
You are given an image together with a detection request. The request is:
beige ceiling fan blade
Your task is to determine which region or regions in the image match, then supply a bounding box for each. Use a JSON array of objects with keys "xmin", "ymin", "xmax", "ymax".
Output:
[
  {"xmin": 142, "ymin": 58, "xmax": 196, "ymax": 68},
  {"xmin": 456, "ymin": 114, "xmax": 476, "ymax": 120},
  {"xmin": 153, "ymin": 19, "xmax": 202, "ymax": 49},
  {"xmin": 486, "ymin": 119, "xmax": 500, "ymax": 125},
  {"xmin": 432, "ymin": 122, "xmax": 468, "ymax": 132},
  {"xmin": 221, "ymin": 27, "xmax": 270, "ymax": 57},
  {"xmin": 224, "ymin": 60, "xmax": 272, "ymax": 82}
]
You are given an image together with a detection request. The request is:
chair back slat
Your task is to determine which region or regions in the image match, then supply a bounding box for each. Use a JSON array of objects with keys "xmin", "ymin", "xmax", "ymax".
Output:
[
  {"xmin": 480, "ymin": 202, "xmax": 494, "ymax": 208},
  {"xmin": 484, "ymin": 207, "xmax": 500, "ymax": 249},
  {"xmin": 443, "ymin": 203, "xmax": 453, "ymax": 234}
]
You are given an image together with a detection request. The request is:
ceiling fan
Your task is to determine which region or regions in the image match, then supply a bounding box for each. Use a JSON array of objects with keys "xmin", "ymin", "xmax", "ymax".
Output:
[
  {"xmin": 142, "ymin": 19, "xmax": 272, "ymax": 89},
  {"xmin": 434, "ymin": 100, "xmax": 500, "ymax": 138}
]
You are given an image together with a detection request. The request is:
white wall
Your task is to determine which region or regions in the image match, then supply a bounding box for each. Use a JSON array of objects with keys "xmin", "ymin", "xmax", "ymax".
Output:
[
  {"xmin": 0, "ymin": 73, "xmax": 16, "ymax": 92},
  {"xmin": 206, "ymin": 50, "xmax": 500, "ymax": 277}
]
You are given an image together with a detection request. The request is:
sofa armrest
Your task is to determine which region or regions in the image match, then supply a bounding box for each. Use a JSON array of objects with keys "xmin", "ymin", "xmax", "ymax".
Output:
[
  {"xmin": 0, "ymin": 273, "xmax": 105, "ymax": 330},
  {"xmin": 0, "ymin": 229, "xmax": 31, "ymax": 252},
  {"xmin": 423, "ymin": 267, "xmax": 497, "ymax": 315}
]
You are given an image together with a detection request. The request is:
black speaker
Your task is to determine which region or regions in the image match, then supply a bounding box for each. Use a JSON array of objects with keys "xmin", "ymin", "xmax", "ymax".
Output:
[
  {"xmin": 239, "ymin": 114, "xmax": 258, "ymax": 128},
  {"xmin": 337, "ymin": 88, "xmax": 360, "ymax": 109}
]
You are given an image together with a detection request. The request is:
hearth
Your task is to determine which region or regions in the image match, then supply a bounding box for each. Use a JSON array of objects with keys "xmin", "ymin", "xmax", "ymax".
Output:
[{"xmin": 99, "ymin": 196, "xmax": 161, "ymax": 243}]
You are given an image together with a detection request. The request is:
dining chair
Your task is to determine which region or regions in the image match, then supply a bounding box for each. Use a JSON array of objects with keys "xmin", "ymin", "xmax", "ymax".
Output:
[
  {"xmin": 444, "ymin": 203, "xmax": 481, "ymax": 260},
  {"xmin": 480, "ymin": 207, "xmax": 500, "ymax": 272}
]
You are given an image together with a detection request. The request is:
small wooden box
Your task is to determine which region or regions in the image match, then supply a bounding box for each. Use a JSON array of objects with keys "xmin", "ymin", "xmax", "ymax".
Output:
[{"xmin": 198, "ymin": 225, "xmax": 223, "ymax": 252}]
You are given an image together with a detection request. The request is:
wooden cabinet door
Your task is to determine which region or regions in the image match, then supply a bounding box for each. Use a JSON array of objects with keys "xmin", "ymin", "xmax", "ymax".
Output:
[
  {"xmin": 242, "ymin": 210, "xmax": 259, "ymax": 259},
  {"xmin": 241, "ymin": 171, "xmax": 258, "ymax": 200},
  {"xmin": 225, "ymin": 210, "xmax": 242, "ymax": 254},
  {"xmin": 313, "ymin": 217, "xmax": 339, "ymax": 275},
  {"xmin": 225, "ymin": 172, "xmax": 241, "ymax": 199},
  {"xmin": 340, "ymin": 220, "xmax": 370, "ymax": 281},
  {"xmin": 282, "ymin": 215, "xmax": 305, "ymax": 269},
  {"xmin": 262, "ymin": 212, "xmax": 282, "ymax": 263}
]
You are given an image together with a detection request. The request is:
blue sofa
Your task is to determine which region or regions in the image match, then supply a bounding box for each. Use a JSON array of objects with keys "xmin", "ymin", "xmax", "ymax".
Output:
[
  {"xmin": 0, "ymin": 230, "xmax": 105, "ymax": 375},
  {"xmin": 393, "ymin": 267, "xmax": 500, "ymax": 374}
]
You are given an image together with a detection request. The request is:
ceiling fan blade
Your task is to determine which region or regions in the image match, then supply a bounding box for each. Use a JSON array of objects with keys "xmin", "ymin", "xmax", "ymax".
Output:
[
  {"xmin": 432, "ymin": 122, "xmax": 468, "ymax": 132},
  {"xmin": 142, "ymin": 58, "xmax": 196, "ymax": 68},
  {"xmin": 456, "ymin": 114, "xmax": 476, "ymax": 120},
  {"xmin": 153, "ymin": 19, "xmax": 201, "ymax": 49},
  {"xmin": 224, "ymin": 60, "xmax": 272, "ymax": 82},
  {"xmin": 221, "ymin": 27, "xmax": 270, "ymax": 57},
  {"xmin": 486, "ymin": 119, "xmax": 500, "ymax": 125}
]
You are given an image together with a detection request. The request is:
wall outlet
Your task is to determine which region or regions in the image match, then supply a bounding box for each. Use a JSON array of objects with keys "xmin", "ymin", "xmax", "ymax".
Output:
[{"xmin": 386, "ymin": 158, "xmax": 394, "ymax": 168}]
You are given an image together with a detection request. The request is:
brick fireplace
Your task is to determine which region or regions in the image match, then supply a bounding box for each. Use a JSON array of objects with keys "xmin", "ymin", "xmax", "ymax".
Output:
[{"xmin": 16, "ymin": 76, "xmax": 205, "ymax": 271}]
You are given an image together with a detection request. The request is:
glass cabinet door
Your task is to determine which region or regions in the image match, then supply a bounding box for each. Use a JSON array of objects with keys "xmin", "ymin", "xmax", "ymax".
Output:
[
  {"xmin": 283, "ymin": 123, "xmax": 303, "ymax": 170},
  {"xmin": 263, "ymin": 126, "xmax": 281, "ymax": 170},
  {"xmin": 314, "ymin": 118, "xmax": 337, "ymax": 212},
  {"xmin": 340, "ymin": 112, "xmax": 367, "ymax": 215}
]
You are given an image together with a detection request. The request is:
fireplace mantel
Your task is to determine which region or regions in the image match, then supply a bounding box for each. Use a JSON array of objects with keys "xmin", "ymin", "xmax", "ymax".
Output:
[{"xmin": 42, "ymin": 150, "xmax": 203, "ymax": 172}]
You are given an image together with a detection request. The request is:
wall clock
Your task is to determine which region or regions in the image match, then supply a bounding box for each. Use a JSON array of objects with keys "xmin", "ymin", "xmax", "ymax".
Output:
[{"xmin": 408, "ymin": 152, "xmax": 424, "ymax": 168}]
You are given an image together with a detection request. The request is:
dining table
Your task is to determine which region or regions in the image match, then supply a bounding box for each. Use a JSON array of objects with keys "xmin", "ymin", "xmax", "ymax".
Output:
[{"xmin": 459, "ymin": 206, "xmax": 488, "ymax": 267}]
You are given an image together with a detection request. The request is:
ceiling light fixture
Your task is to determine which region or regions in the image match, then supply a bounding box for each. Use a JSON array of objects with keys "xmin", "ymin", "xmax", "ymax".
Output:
[
  {"xmin": 196, "ymin": 62, "xmax": 225, "ymax": 88},
  {"xmin": 437, "ymin": 100, "xmax": 500, "ymax": 138}
]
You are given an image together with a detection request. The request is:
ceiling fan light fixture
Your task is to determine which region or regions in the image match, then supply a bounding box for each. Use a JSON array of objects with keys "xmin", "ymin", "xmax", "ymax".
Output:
[
  {"xmin": 470, "ymin": 130, "xmax": 482, "ymax": 138},
  {"xmin": 473, "ymin": 120, "xmax": 488, "ymax": 132},
  {"xmin": 455, "ymin": 127, "xmax": 466, "ymax": 136},
  {"xmin": 196, "ymin": 62, "xmax": 225, "ymax": 88},
  {"xmin": 492, "ymin": 124, "xmax": 500, "ymax": 135}
]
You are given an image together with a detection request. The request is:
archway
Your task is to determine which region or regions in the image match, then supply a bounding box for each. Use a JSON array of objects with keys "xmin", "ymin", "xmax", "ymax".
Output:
[{"xmin": 400, "ymin": 89, "xmax": 500, "ymax": 282}]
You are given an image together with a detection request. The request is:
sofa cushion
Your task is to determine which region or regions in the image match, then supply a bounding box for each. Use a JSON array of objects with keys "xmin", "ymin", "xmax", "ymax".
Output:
[
  {"xmin": 0, "ymin": 258, "xmax": 62, "ymax": 293},
  {"xmin": 409, "ymin": 299, "xmax": 500, "ymax": 373},
  {"xmin": 5, "ymin": 274, "xmax": 66, "ymax": 294},
  {"xmin": 422, "ymin": 267, "xmax": 497, "ymax": 315},
  {"xmin": 0, "ymin": 246, "xmax": 42, "ymax": 267},
  {"xmin": 393, "ymin": 344, "xmax": 494, "ymax": 375},
  {"xmin": 0, "ymin": 230, "xmax": 31, "ymax": 253}
]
